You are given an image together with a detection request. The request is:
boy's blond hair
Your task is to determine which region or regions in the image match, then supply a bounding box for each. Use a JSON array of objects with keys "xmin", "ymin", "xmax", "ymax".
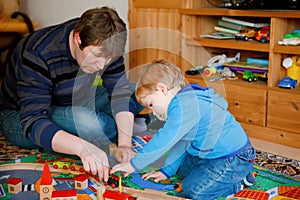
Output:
[{"xmin": 136, "ymin": 60, "xmax": 187, "ymax": 104}]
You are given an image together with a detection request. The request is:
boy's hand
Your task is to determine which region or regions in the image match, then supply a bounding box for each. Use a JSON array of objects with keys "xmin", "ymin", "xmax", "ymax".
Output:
[
  {"xmin": 142, "ymin": 171, "xmax": 167, "ymax": 182},
  {"xmin": 111, "ymin": 162, "xmax": 135, "ymax": 176},
  {"xmin": 114, "ymin": 146, "xmax": 136, "ymax": 163}
]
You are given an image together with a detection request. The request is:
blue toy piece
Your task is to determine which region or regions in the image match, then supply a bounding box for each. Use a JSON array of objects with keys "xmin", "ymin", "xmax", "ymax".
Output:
[
  {"xmin": 278, "ymin": 76, "xmax": 298, "ymax": 89},
  {"xmin": 128, "ymin": 172, "xmax": 175, "ymax": 191}
]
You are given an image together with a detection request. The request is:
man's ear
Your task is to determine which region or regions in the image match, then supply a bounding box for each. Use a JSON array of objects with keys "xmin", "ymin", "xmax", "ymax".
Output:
[
  {"xmin": 74, "ymin": 32, "xmax": 82, "ymax": 47},
  {"xmin": 156, "ymin": 83, "xmax": 168, "ymax": 95}
]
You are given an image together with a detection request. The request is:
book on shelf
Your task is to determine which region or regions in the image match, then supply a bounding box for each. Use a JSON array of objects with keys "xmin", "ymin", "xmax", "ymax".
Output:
[
  {"xmin": 221, "ymin": 17, "xmax": 270, "ymax": 28},
  {"xmin": 214, "ymin": 26, "xmax": 239, "ymax": 34},
  {"xmin": 200, "ymin": 32, "xmax": 235, "ymax": 39},
  {"xmin": 217, "ymin": 19, "xmax": 245, "ymax": 31}
]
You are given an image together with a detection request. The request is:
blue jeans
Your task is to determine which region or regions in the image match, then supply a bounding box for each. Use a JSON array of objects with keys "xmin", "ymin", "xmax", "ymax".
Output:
[
  {"xmin": 177, "ymin": 145, "xmax": 256, "ymax": 200},
  {"xmin": 0, "ymin": 86, "xmax": 142, "ymax": 149}
]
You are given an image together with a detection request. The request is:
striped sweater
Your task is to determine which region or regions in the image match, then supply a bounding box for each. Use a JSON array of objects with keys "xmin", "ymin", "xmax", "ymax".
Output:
[{"xmin": 0, "ymin": 18, "xmax": 135, "ymax": 150}]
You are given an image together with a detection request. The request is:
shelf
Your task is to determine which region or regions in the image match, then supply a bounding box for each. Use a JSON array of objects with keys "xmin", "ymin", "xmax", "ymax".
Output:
[
  {"xmin": 186, "ymin": 38, "xmax": 269, "ymax": 52},
  {"xmin": 269, "ymin": 85, "xmax": 300, "ymax": 94},
  {"xmin": 179, "ymin": 8, "xmax": 300, "ymax": 18},
  {"xmin": 273, "ymin": 44, "xmax": 300, "ymax": 55},
  {"xmin": 185, "ymin": 74, "xmax": 268, "ymax": 89}
]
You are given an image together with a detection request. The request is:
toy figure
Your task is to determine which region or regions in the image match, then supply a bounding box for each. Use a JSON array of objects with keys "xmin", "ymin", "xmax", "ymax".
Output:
[{"xmin": 282, "ymin": 56, "xmax": 300, "ymax": 85}]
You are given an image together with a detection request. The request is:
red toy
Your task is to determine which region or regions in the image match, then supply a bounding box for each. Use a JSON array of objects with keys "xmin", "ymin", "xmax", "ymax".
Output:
[
  {"xmin": 105, "ymin": 174, "xmax": 121, "ymax": 188},
  {"xmin": 255, "ymin": 26, "xmax": 270, "ymax": 43},
  {"xmin": 51, "ymin": 189, "xmax": 77, "ymax": 199},
  {"xmin": 280, "ymin": 186, "xmax": 300, "ymax": 199},
  {"xmin": 103, "ymin": 190, "xmax": 136, "ymax": 200},
  {"xmin": 74, "ymin": 174, "xmax": 88, "ymax": 190},
  {"xmin": 234, "ymin": 189, "xmax": 269, "ymax": 200},
  {"xmin": 6, "ymin": 177, "xmax": 22, "ymax": 194}
]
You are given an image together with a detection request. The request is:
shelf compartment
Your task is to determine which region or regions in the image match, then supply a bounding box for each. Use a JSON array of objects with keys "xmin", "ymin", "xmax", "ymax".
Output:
[
  {"xmin": 179, "ymin": 8, "xmax": 300, "ymax": 18},
  {"xmin": 273, "ymin": 44, "xmax": 300, "ymax": 55},
  {"xmin": 186, "ymin": 38, "xmax": 269, "ymax": 52}
]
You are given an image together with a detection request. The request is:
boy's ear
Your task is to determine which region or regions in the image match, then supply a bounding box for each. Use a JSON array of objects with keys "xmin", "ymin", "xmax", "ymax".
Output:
[{"xmin": 156, "ymin": 83, "xmax": 168, "ymax": 95}]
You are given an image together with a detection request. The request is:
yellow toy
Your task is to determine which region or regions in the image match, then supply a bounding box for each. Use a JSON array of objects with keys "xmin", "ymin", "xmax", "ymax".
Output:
[
  {"xmin": 282, "ymin": 56, "xmax": 300, "ymax": 85},
  {"xmin": 204, "ymin": 66, "xmax": 217, "ymax": 76}
]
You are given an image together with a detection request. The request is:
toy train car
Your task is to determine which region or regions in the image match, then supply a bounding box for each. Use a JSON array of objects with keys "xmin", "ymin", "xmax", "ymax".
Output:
[{"xmin": 52, "ymin": 161, "xmax": 84, "ymax": 172}]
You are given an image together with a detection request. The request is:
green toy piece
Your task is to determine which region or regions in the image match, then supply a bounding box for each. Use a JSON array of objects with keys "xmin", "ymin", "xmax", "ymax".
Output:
[{"xmin": 242, "ymin": 70, "xmax": 258, "ymax": 82}]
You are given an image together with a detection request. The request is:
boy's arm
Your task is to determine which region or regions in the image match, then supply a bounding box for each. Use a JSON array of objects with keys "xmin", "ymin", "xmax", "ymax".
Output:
[
  {"xmin": 160, "ymin": 141, "xmax": 188, "ymax": 178},
  {"xmin": 130, "ymin": 102, "xmax": 199, "ymax": 171}
]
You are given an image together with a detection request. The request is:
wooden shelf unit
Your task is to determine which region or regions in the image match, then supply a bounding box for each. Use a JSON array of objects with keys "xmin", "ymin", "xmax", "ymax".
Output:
[{"xmin": 129, "ymin": 0, "xmax": 300, "ymax": 149}]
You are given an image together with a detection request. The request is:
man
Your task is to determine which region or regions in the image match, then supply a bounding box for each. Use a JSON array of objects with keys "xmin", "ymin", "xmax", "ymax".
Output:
[{"xmin": 0, "ymin": 7, "xmax": 138, "ymax": 181}]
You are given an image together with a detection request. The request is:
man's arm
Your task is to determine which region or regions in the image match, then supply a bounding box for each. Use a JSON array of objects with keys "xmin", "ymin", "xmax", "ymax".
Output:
[
  {"xmin": 114, "ymin": 111, "xmax": 136, "ymax": 162},
  {"xmin": 101, "ymin": 57, "xmax": 137, "ymax": 162},
  {"xmin": 52, "ymin": 130, "xmax": 110, "ymax": 181}
]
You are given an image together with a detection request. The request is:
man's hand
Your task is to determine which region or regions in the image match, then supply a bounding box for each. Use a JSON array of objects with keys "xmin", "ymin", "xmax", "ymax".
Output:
[
  {"xmin": 78, "ymin": 140, "xmax": 110, "ymax": 182},
  {"xmin": 52, "ymin": 130, "xmax": 110, "ymax": 181},
  {"xmin": 142, "ymin": 171, "xmax": 167, "ymax": 182},
  {"xmin": 114, "ymin": 146, "xmax": 136, "ymax": 163},
  {"xmin": 111, "ymin": 161, "xmax": 135, "ymax": 176}
]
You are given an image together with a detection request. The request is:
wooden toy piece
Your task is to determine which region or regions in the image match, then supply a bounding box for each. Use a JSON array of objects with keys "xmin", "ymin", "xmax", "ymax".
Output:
[
  {"xmin": 234, "ymin": 189, "xmax": 269, "ymax": 200},
  {"xmin": 51, "ymin": 189, "xmax": 77, "ymax": 200},
  {"xmin": 119, "ymin": 173, "xmax": 123, "ymax": 193},
  {"xmin": 124, "ymin": 187, "xmax": 183, "ymax": 200},
  {"xmin": 70, "ymin": 163, "xmax": 84, "ymax": 172},
  {"xmin": 109, "ymin": 143, "xmax": 117, "ymax": 156},
  {"xmin": 6, "ymin": 177, "xmax": 22, "ymax": 194},
  {"xmin": 102, "ymin": 190, "xmax": 132, "ymax": 200},
  {"xmin": 96, "ymin": 185, "xmax": 106, "ymax": 200},
  {"xmin": 105, "ymin": 174, "xmax": 120, "ymax": 188},
  {"xmin": 40, "ymin": 161, "xmax": 54, "ymax": 200},
  {"xmin": 271, "ymin": 196, "xmax": 298, "ymax": 200},
  {"xmin": 74, "ymin": 174, "xmax": 89, "ymax": 190},
  {"xmin": 127, "ymin": 172, "xmax": 176, "ymax": 191},
  {"xmin": 52, "ymin": 161, "xmax": 70, "ymax": 170}
]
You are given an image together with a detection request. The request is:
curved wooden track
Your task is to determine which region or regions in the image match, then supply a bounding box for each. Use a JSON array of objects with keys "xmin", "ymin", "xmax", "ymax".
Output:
[{"xmin": 0, "ymin": 163, "xmax": 187, "ymax": 200}]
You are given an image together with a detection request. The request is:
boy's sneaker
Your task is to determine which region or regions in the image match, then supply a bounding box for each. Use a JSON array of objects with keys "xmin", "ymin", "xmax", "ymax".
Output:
[{"xmin": 241, "ymin": 172, "xmax": 257, "ymax": 190}]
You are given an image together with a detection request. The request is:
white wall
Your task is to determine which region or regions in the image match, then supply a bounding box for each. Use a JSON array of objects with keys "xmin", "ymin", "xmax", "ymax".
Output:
[
  {"xmin": 19, "ymin": 0, "xmax": 129, "ymax": 66},
  {"xmin": 19, "ymin": 0, "xmax": 128, "ymax": 29}
]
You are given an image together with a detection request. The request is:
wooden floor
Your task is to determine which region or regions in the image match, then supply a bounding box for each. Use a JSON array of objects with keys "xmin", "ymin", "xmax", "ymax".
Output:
[{"xmin": 250, "ymin": 137, "xmax": 300, "ymax": 161}]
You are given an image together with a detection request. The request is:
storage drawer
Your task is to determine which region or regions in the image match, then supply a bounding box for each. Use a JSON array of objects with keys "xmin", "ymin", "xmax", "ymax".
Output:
[
  {"xmin": 224, "ymin": 84, "xmax": 267, "ymax": 126},
  {"xmin": 268, "ymin": 90, "xmax": 300, "ymax": 133}
]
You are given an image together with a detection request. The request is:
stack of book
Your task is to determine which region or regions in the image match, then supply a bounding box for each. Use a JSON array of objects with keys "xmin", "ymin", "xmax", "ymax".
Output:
[{"xmin": 214, "ymin": 17, "xmax": 270, "ymax": 34}]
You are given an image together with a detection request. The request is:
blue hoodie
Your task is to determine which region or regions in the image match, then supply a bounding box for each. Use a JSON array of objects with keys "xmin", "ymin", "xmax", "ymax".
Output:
[{"xmin": 130, "ymin": 83, "xmax": 248, "ymax": 177}]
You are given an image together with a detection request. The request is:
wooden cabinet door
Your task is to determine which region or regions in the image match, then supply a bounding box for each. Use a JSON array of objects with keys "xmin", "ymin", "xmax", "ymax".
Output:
[{"xmin": 268, "ymin": 89, "xmax": 300, "ymax": 133}]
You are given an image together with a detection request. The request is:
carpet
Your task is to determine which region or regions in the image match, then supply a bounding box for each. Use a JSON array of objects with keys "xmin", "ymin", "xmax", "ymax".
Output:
[
  {"xmin": 1, "ymin": 132, "xmax": 300, "ymax": 199},
  {"xmin": 1, "ymin": 132, "xmax": 300, "ymax": 178}
]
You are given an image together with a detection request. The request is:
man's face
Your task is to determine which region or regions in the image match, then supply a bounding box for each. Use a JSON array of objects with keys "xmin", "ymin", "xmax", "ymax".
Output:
[{"xmin": 76, "ymin": 45, "xmax": 112, "ymax": 74}]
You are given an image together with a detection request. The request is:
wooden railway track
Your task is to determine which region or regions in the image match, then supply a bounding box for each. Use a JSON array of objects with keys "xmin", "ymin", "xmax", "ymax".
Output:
[{"xmin": 0, "ymin": 163, "xmax": 188, "ymax": 200}]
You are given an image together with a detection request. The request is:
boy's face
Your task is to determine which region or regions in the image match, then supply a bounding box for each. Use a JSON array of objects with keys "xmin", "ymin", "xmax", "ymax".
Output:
[
  {"xmin": 140, "ymin": 83, "xmax": 175, "ymax": 121},
  {"xmin": 76, "ymin": 45, "xmax": 112, "ymax": 74}
]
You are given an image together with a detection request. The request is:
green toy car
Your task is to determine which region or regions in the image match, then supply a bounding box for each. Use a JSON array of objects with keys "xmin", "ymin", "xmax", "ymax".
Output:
[{"xmin": 242, "ymin": 70, "xmax": 258, "ymax": 82}]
